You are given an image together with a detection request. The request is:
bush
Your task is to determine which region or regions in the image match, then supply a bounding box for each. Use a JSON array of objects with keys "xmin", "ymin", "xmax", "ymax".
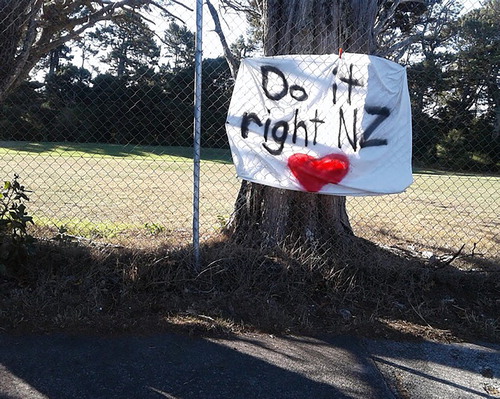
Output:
[{"xmin": 0, "ymin": 175, "xmax": 34, "ymax": 276}]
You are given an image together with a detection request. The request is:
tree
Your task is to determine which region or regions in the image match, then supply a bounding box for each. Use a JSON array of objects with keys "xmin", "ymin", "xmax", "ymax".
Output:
[
  {"xmin": 45, "ymin": 45, "xmax": 74, "ymax": 77},
  {"xmin": 0, "ymin": 0, "xmax": 188, "ymax": 103},
  {"xmin": 45, "ymin": 64, "xmax": 91, "ymax": 104},
  {"xmin": 403, "ymin": 0, "xmax": 462, "ymax": 165},
  {"xmin": 220, "ymin": 0, "xmax": 422, "ymax": 247},
  {"xmin": 163, "ymin": 21, "xmax": 196, "ymax": 72},
  {"xmin": 230, "ymin": 35, "xmax": 257, "ymax": 61},
  {"xmin": 444, "ymin": 0, "xmax": 500, "ymax": 169},
  {"xmin": 409, "ymin": 0, "xmax": 500, "ymax": 170},
  {"xmin": 90, "ymin": 11, "xmax": 160, "ymax": 79},
  {"xmin": 447, "ymin": 0, "xmax": 500, "ymax": 142},
  {"xmin": 223, "ymin": 0, "xmax": 376, "ymax": 246}
]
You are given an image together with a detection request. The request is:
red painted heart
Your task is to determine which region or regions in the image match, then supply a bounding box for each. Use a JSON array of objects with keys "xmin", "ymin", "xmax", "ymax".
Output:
[{"xmin": 288, "ymin": 153, "xmax": 350, "ymax": 192}]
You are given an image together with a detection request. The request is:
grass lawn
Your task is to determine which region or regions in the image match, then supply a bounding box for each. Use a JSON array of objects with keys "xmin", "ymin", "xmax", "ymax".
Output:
[{"xmin": 1, "ymin": 141, "xmax": 498, "ymax": 260}]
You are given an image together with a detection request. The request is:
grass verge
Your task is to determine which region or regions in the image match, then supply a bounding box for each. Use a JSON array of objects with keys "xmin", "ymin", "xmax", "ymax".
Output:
[{"xmin": 1, "ymin": 234, "xmax": 498, "ymax": 342}]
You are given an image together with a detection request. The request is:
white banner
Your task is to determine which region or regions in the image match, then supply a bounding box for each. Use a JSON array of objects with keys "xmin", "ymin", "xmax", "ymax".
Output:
[{"xmin": 226, "ymin": 53, "xmax": 413, "ymax": 195}]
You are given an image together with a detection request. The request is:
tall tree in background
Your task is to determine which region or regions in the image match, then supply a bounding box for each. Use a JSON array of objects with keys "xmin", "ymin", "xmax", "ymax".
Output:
[
  {"xmin": 90, "ymin": 12, "xmax": 160, "ymax": 79},
  {"xmin": 163, "ymin": 21, "xmax": 196, "ymax": 72},
  {"xmin": 404, "ymin": 0, "xmax": 461, "ymax": 163},
  {"xmin": 436, "ymin": 0, "xmax": 500, "ymax": 167},
  {"xmin": 450, "ymin": 0, "xmax": 499, "ymax": 138},
  {"xmin": 230, "ymin": 35, "xmax": 257, "ymax": 61},
  {"xmin": 221, "ymin": 0, "xmax": 427, "ymax": 247}
]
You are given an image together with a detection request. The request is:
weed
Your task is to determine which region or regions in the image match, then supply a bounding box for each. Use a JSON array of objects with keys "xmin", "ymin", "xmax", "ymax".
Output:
[
  {"xmin": 53, "ymin": 225, "xmax": 78, "ymax": 246},
  {"xmin": 144, "ymin": 223, "xmax": 165, "ymax": 235}
]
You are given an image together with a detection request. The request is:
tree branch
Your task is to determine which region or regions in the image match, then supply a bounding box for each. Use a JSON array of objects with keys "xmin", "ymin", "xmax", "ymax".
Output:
[
  {"xmin": 206, "ymin": 0, "xmax": 239, "ymax": 79},
  {"xmin": 375, "ymin": 0, "xmax": 401, "ymax": 37},
  {"xmin": 155, "ymin": 0, "xmax": 193, "ymax": 12},
  {"xmin": 149, "ymin": 0, "xmax": 190, "ymax": 23},
  {"xmin": 219, "ymin": 0, "xmax": 261, "ymax": 17},
  {"xmin": 378, "ymin": 34, "xmax": 421, "ymax": 59}
]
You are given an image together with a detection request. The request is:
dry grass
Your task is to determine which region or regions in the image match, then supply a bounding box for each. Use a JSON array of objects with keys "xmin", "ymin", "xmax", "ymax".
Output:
[{"xmin": 0, "ymin": 235, "xmax": 498, "ymax": 342}]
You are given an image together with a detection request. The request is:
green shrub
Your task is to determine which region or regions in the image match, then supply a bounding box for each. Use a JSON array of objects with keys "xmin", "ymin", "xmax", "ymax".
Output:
[{"xmin": 0, "ymin": 175, "xmax": 34, "ymax": 276}]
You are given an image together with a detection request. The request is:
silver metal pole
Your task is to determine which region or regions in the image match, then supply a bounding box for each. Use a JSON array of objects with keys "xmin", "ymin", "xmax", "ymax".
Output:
[{"xmin": 193, "ymin": 0, "xmax": 203, "ymax": 272}]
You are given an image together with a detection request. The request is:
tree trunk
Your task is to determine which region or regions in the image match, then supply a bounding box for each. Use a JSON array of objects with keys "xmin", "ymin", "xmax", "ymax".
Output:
[
  {"xmin": 0, "ymin": 0, "xmax": 39, "ymax": 103},
  {"xmin": 227, "ymin": 0, "xmax": 379, "ymax": 247}
]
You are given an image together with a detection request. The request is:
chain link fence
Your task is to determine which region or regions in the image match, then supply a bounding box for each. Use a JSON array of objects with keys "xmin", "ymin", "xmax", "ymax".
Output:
[{"xmin": 0, "ymin": 0, "xmax": 498, "ymax": 262}]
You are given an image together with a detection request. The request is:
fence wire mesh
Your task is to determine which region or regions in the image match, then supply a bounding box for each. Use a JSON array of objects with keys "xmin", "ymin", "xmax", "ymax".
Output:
[{"xmin": 0, "ymin": 0, "xmax": 498, "ymax": 262}]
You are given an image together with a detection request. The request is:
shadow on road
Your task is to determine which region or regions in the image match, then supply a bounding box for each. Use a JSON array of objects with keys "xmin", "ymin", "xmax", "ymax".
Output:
[{"xmin": 0, "ymin": 334, "xmax": 391, "ymax": 399}]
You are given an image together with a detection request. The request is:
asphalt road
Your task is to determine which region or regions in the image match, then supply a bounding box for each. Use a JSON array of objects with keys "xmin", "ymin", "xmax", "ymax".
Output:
[{"xmin": 0, "ymin": 333, "xmax": 499, "ymax": 398}]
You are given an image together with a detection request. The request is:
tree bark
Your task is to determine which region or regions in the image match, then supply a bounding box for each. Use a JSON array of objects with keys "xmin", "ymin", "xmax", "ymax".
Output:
[
  {"xmin": 0, "ymin": 0, "xmax": 41, "ymax": 103},
  {"xmin": 227, "ymin": 0, "xmax": 379, "ymax": 247}
]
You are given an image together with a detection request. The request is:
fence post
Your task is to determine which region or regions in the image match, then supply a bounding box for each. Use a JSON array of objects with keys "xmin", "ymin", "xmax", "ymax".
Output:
[{"xmin": 193, "ymin": 0, "xmax": 203, "ymax": 272}]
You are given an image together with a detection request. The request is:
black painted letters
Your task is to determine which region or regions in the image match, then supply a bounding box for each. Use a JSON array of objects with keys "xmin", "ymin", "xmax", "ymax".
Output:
[{"xmin": 240, "ymin": 63, "xmax": 392, "ymax": 155}]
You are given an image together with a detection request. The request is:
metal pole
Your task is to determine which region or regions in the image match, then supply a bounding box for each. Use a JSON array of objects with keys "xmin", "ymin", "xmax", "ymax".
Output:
[{"xmin": 193, "ymin": 0, "xmax": 203, "ymax": 272}]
